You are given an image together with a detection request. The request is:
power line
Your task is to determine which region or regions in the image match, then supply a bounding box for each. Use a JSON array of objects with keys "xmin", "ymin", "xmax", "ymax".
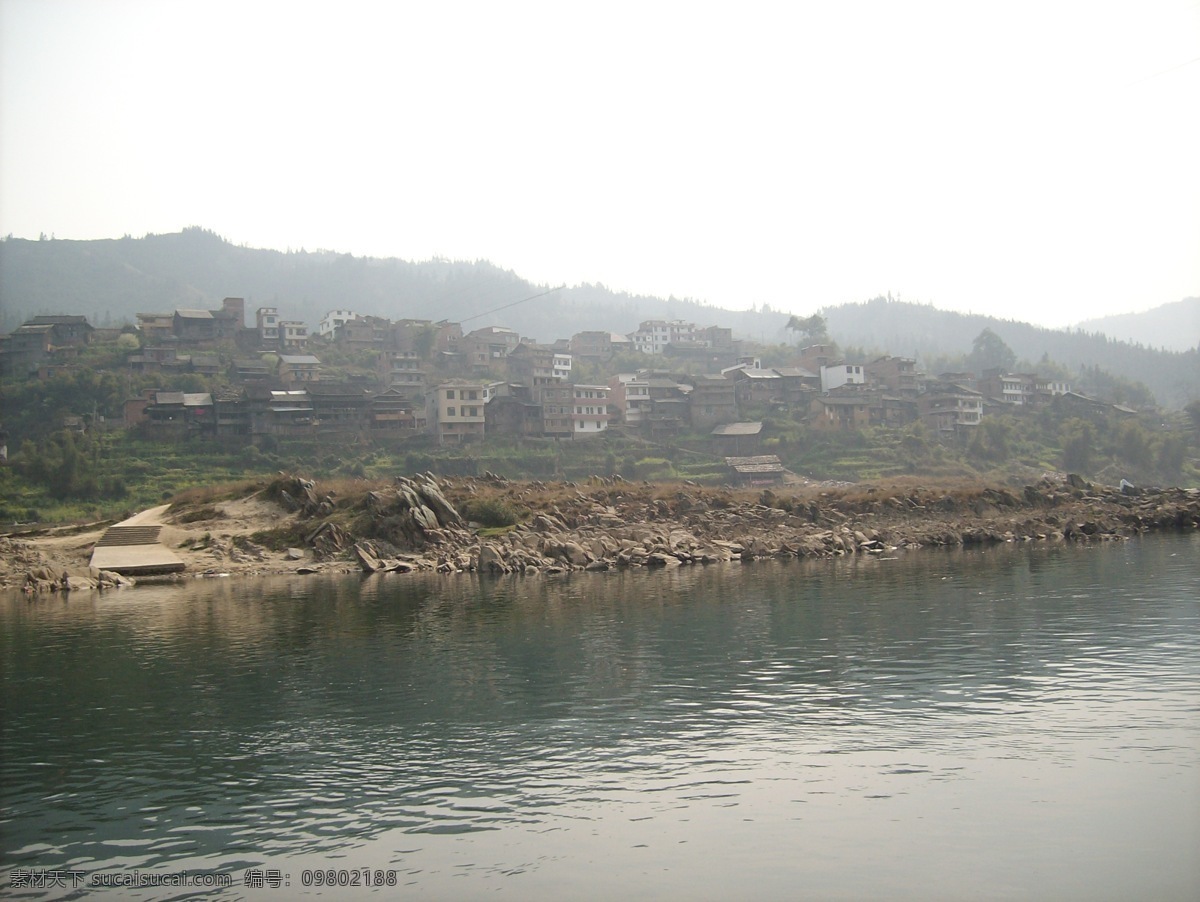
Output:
[
  {"xmin": 1125, "ymin": 54, "xmax": 1200, "ymax": 87},
  {"xmin": 459, "ymin": 285, "xmax": 566, "ymax": 325}
]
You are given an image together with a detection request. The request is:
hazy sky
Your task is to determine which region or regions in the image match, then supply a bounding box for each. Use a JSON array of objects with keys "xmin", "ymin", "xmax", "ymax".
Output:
[{"xmin": 2, "ymin": 0, "xmax": 1197, "ymax": 329}]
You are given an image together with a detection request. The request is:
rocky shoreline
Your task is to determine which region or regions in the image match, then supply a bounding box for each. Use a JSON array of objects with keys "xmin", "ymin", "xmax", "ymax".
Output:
[
  {"xmin": 343, "ymin": 473, "xmax": 1200, "ymax": 575},
  {"xmin": 4, "ymin": 473, "xmax": 1197, "ymax": 594}
]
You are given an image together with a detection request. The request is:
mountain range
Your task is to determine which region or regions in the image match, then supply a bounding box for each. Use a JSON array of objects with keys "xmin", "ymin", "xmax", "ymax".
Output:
[
  {"xmin": 1, "ymin": 228, "xmax": 1196, "ymax": 407},
  {"xmin": 1074, "ymin": 298, "xmax": 1199, "ymax": 353}
]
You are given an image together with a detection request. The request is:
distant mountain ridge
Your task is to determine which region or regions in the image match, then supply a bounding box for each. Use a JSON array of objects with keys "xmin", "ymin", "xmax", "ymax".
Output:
[
  {"xmin": 0, "ymin": 227, "xmax": 779, "ymax": 342},
  {"xmin": 1073, "ymin": 298, "xmax": 1199, "ymax": 352},
  {"xmin": 1, "ymin": 229, "xmax": 1196, "ymax": 407},
  {"xmin": 820, "ymin": 297, "xmax": 1198, "ymax": 408}
]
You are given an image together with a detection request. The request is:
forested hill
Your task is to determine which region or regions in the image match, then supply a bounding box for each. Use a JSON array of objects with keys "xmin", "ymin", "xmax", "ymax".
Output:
[
  {"xmin": 822, "ymin": 297, "xmax": 1198, "ymax": 409},
  {"xmin": 1, "ymin": 229, "xmax": 1195, "ymax": 407},
  {"xmin": 1074, "ymin": 297, "xmax": 1200, "ymax": 352},
  {"xmin": 0, "ymin": 228, "xmax": 787, "ymax": 342}
]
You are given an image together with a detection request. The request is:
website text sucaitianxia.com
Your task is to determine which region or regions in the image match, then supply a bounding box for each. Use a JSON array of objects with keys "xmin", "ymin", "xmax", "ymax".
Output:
[{"xmin": 9, "ymin": 869, "xmax": 233, "ymax": 890}]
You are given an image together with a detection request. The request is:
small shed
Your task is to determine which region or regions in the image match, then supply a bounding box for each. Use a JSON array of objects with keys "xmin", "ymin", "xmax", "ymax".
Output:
[
  {"xmin": 711, "ymin": 421, "xmax": 763, "ymax": 456},
  {"xmin": 724, "ymin": 455, "xmax": 785, "ymax": 486}
]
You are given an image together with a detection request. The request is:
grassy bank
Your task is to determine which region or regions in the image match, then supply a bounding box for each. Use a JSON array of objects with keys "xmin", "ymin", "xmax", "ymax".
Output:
[{"xmin": 2, "ymin": 406, "xmax": 1196, "ymax": 528}]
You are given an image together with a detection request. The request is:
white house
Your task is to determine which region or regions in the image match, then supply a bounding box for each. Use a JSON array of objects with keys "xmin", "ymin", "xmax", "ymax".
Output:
[
  {"xmin": 610, "ymin": 373, "xmax": 651, "ymax": 424},
  {"xmin": 427, "ymin": 380, "xmax": 491, "ymax": 444},
  {"xmin": 572, "ymin": 384, "xmax": 611, "ymax": 437},
  {"xmin": 820, "ymin": 363, "xmax": 866, "ymax": 393},
  {"xmin": 553, "ymin": 352, "xmax": 573, "ymax": 381},
  {"xmin": 319, "ymin": 310, "xmax": 358, "ymax": 338},
  {"xmin": 629, "ymin": 319, "xmax": 698, "ymax": 354},
  {"xmin": 280, "ymin": 321, "xmax": 309, "ymax": 350},
  {"xmin": 256, "ymin": 307, "xmax": 279, "ymax": 346}
]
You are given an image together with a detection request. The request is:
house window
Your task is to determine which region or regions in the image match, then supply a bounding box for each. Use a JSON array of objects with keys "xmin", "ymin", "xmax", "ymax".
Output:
[
  {"xmin": 446, "ymin": 390, "xmax": 456, "ymax": 399},
  {"xmin": 447, "ymin": 407, "xmax": 456, "ymax": 417}
]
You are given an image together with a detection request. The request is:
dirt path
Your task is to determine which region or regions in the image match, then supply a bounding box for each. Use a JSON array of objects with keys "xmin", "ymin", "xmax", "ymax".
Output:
[{"xmin": 0, "ymin": 492, "xmax": 350, "ymax": 591}]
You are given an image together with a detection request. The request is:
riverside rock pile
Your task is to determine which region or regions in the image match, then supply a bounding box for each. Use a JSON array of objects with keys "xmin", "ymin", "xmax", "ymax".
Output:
[
  {"xmin": 329, "ymin": 473, "xmax": 1199, "ymax": 576},
  {"xmin": 5, "ymin": 474, "xmax": 1197, "ymax": 591},
  {"xmin": 0, "ymin": 537, "xmax": 137, "ymax": 593},
  {"xmin": 348, "ymin": 475, "xmax": 473, "ymax": 573}
]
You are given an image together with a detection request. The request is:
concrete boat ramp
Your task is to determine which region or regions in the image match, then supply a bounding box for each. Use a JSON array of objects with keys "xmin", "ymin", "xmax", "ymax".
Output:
[{"xmin": 89, "ymin": 505, "xmax": 186, "ymax": 575}]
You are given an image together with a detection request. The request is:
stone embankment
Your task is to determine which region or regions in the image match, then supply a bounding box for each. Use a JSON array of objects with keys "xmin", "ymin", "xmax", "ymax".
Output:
[
  {"xmin": 0, "ymin": 536, "xmax": 136, "ymax": 594},
  {"xmin": 4, "ymin": 473, "xmax": 1197, "ymax": 592},
  {"xmin": 333, "ymin": 472, "xmax": 1199, "ymax": 576}
]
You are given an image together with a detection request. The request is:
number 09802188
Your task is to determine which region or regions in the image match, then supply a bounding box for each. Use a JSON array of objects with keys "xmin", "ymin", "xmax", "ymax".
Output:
[{"xmin": 300, "ymin": 868, "xmax": 398, "ymax": 887}]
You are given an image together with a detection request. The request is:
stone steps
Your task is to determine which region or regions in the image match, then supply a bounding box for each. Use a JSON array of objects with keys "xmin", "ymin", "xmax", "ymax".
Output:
[{"xmin": 95, "ymin": 525, "xmax": 163, "ymax": 547}]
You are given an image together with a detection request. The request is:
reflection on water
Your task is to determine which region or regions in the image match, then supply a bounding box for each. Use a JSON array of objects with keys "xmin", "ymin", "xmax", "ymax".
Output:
[{"xmin": 2, "ymin": 535, "xmax": 1198, "ymax": 900}]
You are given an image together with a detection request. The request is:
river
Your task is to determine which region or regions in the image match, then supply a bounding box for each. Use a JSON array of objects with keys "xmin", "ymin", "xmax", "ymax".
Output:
[{"xmin": 2, "ymin": 534, "xmax": 1198, "ymax": 900}]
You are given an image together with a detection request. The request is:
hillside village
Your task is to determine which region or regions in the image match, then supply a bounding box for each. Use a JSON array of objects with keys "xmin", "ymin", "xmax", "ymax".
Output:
[{"xmin": 2, "ymin": 296, "xmax": 1152, "ymax": 489}]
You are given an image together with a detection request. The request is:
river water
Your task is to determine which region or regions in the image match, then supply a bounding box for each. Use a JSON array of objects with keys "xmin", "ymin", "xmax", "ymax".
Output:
[{"xmin": 2, "ymin": 534, "xmax": 1198, "ymax": 900}]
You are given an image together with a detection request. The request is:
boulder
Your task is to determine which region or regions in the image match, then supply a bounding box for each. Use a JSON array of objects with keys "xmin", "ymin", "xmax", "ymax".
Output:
[
  {"xmin": 353, "ymin": 542, "xmax": 384, "ymax": 572},
  {"xmin": 478, "ymin": 544, "xmax": 509, "ymax": 573},
  {"xmin": 97, "ymin": 570, "xmax": 135, "ymax": 588},
  {"xmin": 668, "ymin": 529, "xmax": 698, "ymax": 551},
  {"xmin": 410, "ymin": 504, "xmax": 439, "ymax": 532},
  {"xmin": 416, "ymin": 480, "xmax": 464, "ymax": 527},
  {"xmin": 306, "ymin": 521, "xmax": 350, "ymax": 555},
  {"xmin": 562, "ymin": 541, "xmax": 590, "ymax": 566}
]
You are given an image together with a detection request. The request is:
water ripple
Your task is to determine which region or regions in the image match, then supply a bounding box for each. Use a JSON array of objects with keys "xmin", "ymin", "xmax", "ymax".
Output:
[{"xmin": 2, "ymin": 536, "xmax": 1198, "ymax": 899}]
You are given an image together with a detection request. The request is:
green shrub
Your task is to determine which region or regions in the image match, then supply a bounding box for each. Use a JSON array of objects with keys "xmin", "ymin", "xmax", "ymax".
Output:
[
  {"xmin": 459, "ymin": 497, "xmax": 523, "ymax": 528},
  {"xmin": 103, "ymin": 476, "xmax": 129, "ymax": 499},
  {"xmin": 406, "ymin": 451, "xmax": 435, "ymax": 473},
  {"xmin": 124, "ymin": 459, "xmax": 155, "ymax": 476},
  {"xmin": 633, "ymin": 457, "xmax": 676, "ymax": 481},
  {"xmin": 334, "ymin": 458, "xmax": 367, "ymax": 478}
]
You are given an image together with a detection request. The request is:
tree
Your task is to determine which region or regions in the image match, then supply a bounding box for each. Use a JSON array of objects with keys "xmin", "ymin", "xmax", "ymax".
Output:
[
  {"xmin": 1156, "ymin": 435, "xmax": 1186, "ymax": 477},
  {"xmin": 51, "ymin": 432, "xmax": 82, "ymax": 498},
  {"xmin": 1061, "ymin": 418, "xmax": 1095, "ymax": 473},
  {"xmin": 413, "ymin": 323, "xmax": 438, "ymax": 360},
  {"xmin": 786, "ymin": 314, "xmax": 828, "ymax": 344},
  {"xmin": 967, "ymin": 328, "xmax": 1017, "ymax": 375},
  {"xmin": 1184, "ymin": 400, "xmax": 1200, "ymax": 434},
  {"xmin": 969, "ymin": 417, "xmax": 1013, "ymax": 463},
  {"xmin": 1114, "ymin": 421, "xmax": 1152, "ymax": 469}
]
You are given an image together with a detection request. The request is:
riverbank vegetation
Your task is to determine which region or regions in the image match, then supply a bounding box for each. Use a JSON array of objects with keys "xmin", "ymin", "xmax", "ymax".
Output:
[{"xmin": 3, "ymin": 396, "xmax": 1196, "ymax": 529}]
